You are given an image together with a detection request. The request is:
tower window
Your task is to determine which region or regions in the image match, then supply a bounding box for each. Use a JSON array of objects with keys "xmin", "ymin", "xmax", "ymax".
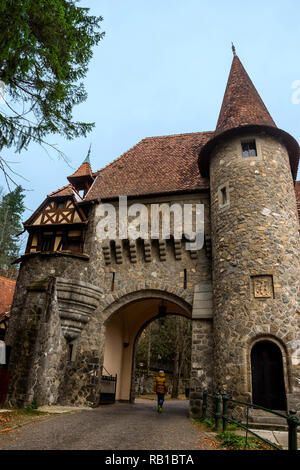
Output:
[
  {"xmin": 183, "ymin": 269, "xmax": 187, "ymax": 289},
  {"xmin": 242, "ymin": 140, "xmax": 257, "ymax": 157},
  {"xmin": 218, "ymin": 182, "xmax": 230, "ymax": 209},
  {"xmin": 221, "ymin": 187, "xmax": 227, "ymax": 206},
  {"xmin": 111, "ymin": 272, "xmax": 115, "ymax": 291}
]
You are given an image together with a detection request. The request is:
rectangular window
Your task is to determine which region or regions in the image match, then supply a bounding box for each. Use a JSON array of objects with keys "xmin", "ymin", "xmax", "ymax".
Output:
[
  {"xmin": 62, "ymin": 231, "xmax": 83, "ymax": 253},
  {"xmin": 221, "ymin": 187, "xmax": 227, "ymax": 206},
  {"xmin": 218, "ymin": 183, "xmax": 229, "ymax": 209},
  {"xmin": 29, "ymin": 229, "xmax": 84, "ymax": 254},
  {"xmin": 41, "ymin": 232, "xmax": 54, "ymax": 251},
  {"xmin": 242, "ymin": 140, "xmax": 257, "ymax": 157}
]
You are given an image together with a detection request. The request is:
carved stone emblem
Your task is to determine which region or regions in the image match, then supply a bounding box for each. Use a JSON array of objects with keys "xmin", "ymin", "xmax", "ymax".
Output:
[{"xmin": 253, "ymin": 276, "xmax": 273, "ymax": 298}]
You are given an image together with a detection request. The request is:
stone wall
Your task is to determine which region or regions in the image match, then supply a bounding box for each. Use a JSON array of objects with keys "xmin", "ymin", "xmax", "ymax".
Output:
[{"xmin": 96, "ymin": 193, "xmax": 211, "ymax": 310}]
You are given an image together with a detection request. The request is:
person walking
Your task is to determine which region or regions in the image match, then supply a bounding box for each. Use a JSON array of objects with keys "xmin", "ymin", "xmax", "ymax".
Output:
[{"xmin": 153, "ymin": 370, "xmax": 168, "ymax": 413}]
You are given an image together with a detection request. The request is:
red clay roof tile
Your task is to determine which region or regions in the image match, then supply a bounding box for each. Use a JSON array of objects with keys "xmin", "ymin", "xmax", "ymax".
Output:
[
  {"xmin": 198, "ymin": 55, "xmax": 299, "ymax": 179},
  {"xmin": 85, "ymin": 131, "xmax": 212, "ymax": 201},
  {"xmin": 0, "ymin": 277, "xmax": 16, "ymax": 316},
  {"xmin": 68, "ymin": 162, "xmax": 93, "ymax": 180},
  {"xmin": 215, "ymin": 55, "xmax": 276, "ymax": 135},
  {"xmin": 47, "ymin": 184, "xmax": 75, "ymax": 198}
]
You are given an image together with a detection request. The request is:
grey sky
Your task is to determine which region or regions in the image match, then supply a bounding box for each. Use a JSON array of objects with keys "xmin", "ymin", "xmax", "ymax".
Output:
[{"xmin": 1, "ymin": 0, "xmax": 300, "ymax": 226}]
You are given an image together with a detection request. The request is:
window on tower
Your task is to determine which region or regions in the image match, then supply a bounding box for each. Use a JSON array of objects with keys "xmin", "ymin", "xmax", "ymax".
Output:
[
  {"xmin": 218, "ymin": 182, "xmax": 230, "ymax": 210},
  {"xmin": 241, "ymin": 140, "xmax": 257, "ymax": 157},
  {"xmin": 220, "ymin": 187, "xmax": 227, "ymax": 206}
]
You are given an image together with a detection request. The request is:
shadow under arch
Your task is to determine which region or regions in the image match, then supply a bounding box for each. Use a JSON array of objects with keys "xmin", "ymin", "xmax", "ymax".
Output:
[
  {"xmin": 101, "ymin": 289, "xmax": 192, "ymax": 403},
  {"xmin": 102, "ymin": 288, "xmax": 192, "ymax": 326}
]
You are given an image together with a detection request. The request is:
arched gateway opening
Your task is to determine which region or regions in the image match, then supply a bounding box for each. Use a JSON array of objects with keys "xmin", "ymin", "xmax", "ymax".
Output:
[
  {"xmin": 251, "ymin": 340, "xmax": 287, "ymax": 410},
  {"xmin": 101, "ymin": 292, "xmax": 191, "ymax": 403}
]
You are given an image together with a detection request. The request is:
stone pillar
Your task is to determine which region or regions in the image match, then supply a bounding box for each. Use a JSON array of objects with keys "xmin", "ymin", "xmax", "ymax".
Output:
[
  {"xmin": 189, "ymin": 283, "xmax": 214, "ymax": 416},
  {"xmin": 190, "ymin": 319, "xmax": 214, "ymax": 416}
]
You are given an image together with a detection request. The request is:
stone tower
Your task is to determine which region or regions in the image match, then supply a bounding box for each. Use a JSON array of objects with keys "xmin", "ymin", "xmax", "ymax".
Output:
[{"xmin": 199, "ymin": 54, "xmax": 300, "ymax": 410}]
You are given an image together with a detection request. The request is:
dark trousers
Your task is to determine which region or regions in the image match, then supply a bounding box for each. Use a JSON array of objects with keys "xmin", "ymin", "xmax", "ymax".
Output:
[{"xmin": 157, "ymin": 393, "xmax": 165, "ymax": 407}]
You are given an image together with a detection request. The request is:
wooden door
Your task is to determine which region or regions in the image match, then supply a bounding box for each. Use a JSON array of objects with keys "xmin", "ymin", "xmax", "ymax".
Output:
[{"xmin": 251, "ymin": 341, "xmax": 286, "ymax": 410}]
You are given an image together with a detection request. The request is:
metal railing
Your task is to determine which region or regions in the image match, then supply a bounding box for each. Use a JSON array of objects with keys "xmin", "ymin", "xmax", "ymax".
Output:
[{"xmin": 201, "ymin": 390, "xmax": 299, "ymax": 451}]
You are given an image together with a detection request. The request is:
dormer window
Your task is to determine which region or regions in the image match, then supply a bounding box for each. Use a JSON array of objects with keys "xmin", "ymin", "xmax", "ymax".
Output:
[
  {"xmin": 242, "ymin": 140, "xmax": 257, "ymax": 157},
  {"xmin": 56, "ymin": 201, "xmax": 65, "ymax": 209}
]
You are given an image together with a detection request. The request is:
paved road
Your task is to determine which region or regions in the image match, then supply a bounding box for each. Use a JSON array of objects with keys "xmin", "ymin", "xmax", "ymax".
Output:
[{"xmin": 0, "ymin": 399, "xmax": 216, "ymax": 450}]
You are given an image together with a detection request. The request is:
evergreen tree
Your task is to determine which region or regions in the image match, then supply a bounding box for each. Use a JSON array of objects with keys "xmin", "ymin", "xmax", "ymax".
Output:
[
  {"xmin": 0, "ymin": 185, "xmax": 25, "ymax": 278},
  {"xmin": 0, "ymin": 0, "xmax": 104, "ymax": 168}
]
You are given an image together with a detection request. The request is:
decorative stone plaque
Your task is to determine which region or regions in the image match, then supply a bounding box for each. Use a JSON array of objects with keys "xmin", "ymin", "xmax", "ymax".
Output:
[{"xmin": 253, "ymin": 275, "xmax": 273, "ymax": 299}]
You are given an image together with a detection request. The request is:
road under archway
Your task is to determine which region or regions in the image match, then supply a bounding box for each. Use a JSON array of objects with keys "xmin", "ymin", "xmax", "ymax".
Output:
[
  {"xmin": 102, "ymin": 294, "xmax": 191, "ymax": 402},
  {"xmin": 0, "ymin": 399, "xmax": 216, "ymax": 450}
]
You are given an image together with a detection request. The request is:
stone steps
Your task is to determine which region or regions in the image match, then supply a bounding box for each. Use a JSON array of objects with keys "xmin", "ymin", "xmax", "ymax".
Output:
[{"xmin": 245, "ymin": 409, "xmax": 288, "ymax": 431}]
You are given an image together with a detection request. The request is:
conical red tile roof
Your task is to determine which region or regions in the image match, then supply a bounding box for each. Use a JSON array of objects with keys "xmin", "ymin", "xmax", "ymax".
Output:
[
  {"xmin": 215, "ymin": 55, "xmax": 276, "ymax": 135},
  {"xmin": 68, "ymin": 161, "xmax": 93, "ymax": 180},
  {"xmin": 199, "ymin": 54, "xmax": 299, "ymax": 179}
]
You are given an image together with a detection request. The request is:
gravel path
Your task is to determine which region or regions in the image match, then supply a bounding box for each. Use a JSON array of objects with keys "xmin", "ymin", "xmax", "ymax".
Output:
[{"xmin": 0, "ymin": 399, "xmax": 216, "ymax": 450}]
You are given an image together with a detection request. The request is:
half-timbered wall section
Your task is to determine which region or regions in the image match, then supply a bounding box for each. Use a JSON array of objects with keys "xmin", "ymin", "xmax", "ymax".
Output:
[
  {"xmin": 32, "ymin": 199, "xmax": 84, "ymax": 226},
  {"xmin": 24, "ymin": 189, "xmax": 89, "ymax": 256}
]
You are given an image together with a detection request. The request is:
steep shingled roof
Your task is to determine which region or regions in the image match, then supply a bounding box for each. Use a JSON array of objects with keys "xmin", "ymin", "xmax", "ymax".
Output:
[
  {"xmin": 199, "ymin": 55, "xmax": 299, "ymax": 179},
  {"xmin": 215, "ymin": 55, "xmax": 276, "ymax": 135},
  {"xmin": 68, "ymin": 162, "xmax": 93, "ymax": 180},
  {"xmin": 85, "ymin": 131, "xmax": 212, "ymax": 201},
  {"xmin": 47, "ymin": 184, "xmax": 76, "ymax": 198}
]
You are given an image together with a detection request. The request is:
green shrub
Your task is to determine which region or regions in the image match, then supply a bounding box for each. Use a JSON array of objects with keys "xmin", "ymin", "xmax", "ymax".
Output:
[{"xmin": 216, "ymin": 431, "xmax": 274, "ymax": 450}]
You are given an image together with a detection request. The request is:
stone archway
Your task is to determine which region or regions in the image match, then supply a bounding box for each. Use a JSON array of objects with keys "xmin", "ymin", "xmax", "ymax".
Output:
[{"xmin": 101, "ymin": 289, "xmax": 192, "ymax": 402}]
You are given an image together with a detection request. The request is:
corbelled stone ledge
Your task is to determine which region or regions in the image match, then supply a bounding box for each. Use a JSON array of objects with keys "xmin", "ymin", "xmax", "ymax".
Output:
[
  {"xmin": 13, "ymin": 250, "xmax": 90, "ymax": 264},
  {"xmin": 56, "ymin": 278, "xmax": 103, "ymax": 340}
]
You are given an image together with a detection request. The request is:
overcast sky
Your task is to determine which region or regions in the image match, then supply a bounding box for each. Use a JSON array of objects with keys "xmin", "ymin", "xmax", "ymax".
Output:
[{"xmin": 1, "ymin": 0, "xmax": 300, "ymax": 225}]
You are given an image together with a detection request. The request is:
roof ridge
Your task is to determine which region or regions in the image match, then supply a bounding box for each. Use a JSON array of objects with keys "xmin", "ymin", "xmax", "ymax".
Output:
[
  {"xmin": 92, "ymin": 131, "xmax": 214, "ymax": 176},
  {"xmin": 92, "ymin": 139, "xmax": 150, "ymax": 177},
  {"xmin": 47, "ymin": 184, "xmax": 72, "ymax": 197},
  {"xmin": 142, "ymin": 130, "xmax": 214, "ymax": 141}
]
